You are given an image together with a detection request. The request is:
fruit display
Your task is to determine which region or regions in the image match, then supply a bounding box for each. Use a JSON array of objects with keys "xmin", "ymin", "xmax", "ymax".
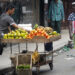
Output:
[
  {"xmin": 33, "ymin": 24, "xmax": 60, "ymax": 38},
  {"xmin": 33, "ymin": 24, "xmax": 38, "ymax": 29},
  {"xmin": 44, "ymin": 27, "xmax": 60, "ymax": 36},
  {"xmin": 32, "ymin": 51, "xmax": 40, "ymax": 64},
  {"xmin": 16, "ymin": 64, "xmax": 30, "ymax": 70},
  {"xmin": 3, "ymin": 29, "xmax": 28, "ymax": 39},
  {"xmin": 44, "ymin": 27, "xmax": 53, "ymax": 34},
  {"xmin": 49, "ymin": 31, "xmax": 60, "ymax": 36},
  {"xmin": 27, "ymin": 28, "xmax": 50, "ymax": 39},
  {"xmin": 3, "ymin": 24, "xmax": 60, "ymax": 40},
  {"xmin": 37, "ymin": 26, "xmax": 45, "ymax": 30}
]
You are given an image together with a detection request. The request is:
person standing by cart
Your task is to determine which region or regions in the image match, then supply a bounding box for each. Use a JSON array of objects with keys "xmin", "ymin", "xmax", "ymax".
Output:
[
  {"xmin": 0, "ymin": 4, "xmax": 25, "ymax": 55},
  {"xmin": 45, "ymin": 0, "xmax": 65, "ymax": 51},
  {"xmin": 45, "ymin": 0, "xmax": 65, "ymax": 69},
  {"xmin": 48, "ymin": 0, "xmax": 65, "ymax": 33},
  {"xmin": 68, "ymin": 2, "xmax": 75, "ymax": 48},
  {"xmin": 68, "ymin": 2, "xmax": 75, "ymax": 40}
]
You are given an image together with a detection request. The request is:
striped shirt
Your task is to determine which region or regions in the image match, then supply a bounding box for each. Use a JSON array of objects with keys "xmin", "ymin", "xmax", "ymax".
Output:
[
  {"xmin": 68, "ymin": 12, "xmax": 75, "ymax": 21},
  {"xmin": 48, "ymin": 0, "xmax": 65, "ymax": 21}
]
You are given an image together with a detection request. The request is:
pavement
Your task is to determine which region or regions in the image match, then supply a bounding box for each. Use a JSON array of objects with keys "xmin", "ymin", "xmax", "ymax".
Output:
[
  {"xmin": 37, "ymin": 49, "xmax": 75, "ymax": 75},
  {"xmin": 0, "ymin": 29, "xmax": 70, "ymax": 71}
]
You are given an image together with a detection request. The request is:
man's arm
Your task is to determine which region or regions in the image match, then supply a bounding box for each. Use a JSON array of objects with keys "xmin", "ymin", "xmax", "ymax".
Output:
[
  {"xmin": 68, "ymin": 13, "xmax": 73, "ymax": 39},
  {"xmin": 48, "ymin": 1, "xmax": 52, "ymax": 22},
  {"xmin": 12, "ymin": 24, "xmax": 21, "ymax": 29},
  {"xmin": 8, "ymin": 26, "xmax": 11, "ymax": 32},
  {"xmin": 12, "ymin": 24, "xmax": 30, "ymax": 32},
  {"xmin": 61, "ymin": 2, "xmax": 65, "ymax": 22},
  {"xmin": 8, "ymin": 17, "xmax": 25, "ymax": 31},
  {"xmin": 68, "ymin": 21, "xmax": 72, "ymax": 39},
  {"xmin": 8, "ymin": 16, "xmax": 30, "ymax": 32}
]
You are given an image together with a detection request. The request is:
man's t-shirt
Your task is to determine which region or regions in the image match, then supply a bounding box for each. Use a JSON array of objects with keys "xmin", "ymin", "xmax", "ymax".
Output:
[
  {"xmin": 68, "ymin": 12, "xmax": 75, "ymax": 21},
  {"xmin": 68, "ymin": 12, "xmax": 75, "ymax": 35},
  {"xmin": 0, "ymin": 13, "xmax": 16, "ymax": 33}
]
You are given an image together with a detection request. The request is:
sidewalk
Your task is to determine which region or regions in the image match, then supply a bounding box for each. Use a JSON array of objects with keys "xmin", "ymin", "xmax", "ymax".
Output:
[
  {"xmin": 53, "ymin": 29, "xmax": 70, "ymax": 50},
  {"xmin": 0, "ymin": 29, "xmax": 70, "ymax": 70},
  {"xmin": 38, "ymin": 49, "xmax": 75, "ymax": 75}
]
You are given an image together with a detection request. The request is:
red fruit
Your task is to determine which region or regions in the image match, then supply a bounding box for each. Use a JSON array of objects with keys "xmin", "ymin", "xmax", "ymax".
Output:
[
  {"xmin": 41, "ymin": 34, "xmax": 44, "ymax": 36},
  {"xmin": 46, "ymin": 36, "xmax": 50, "ymax": 39}
]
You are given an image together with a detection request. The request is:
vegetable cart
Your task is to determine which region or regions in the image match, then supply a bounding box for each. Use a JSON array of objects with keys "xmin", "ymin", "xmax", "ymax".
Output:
[{"xmin": 0, "ymin": 35, "xmax": 61, "ymax": 75}]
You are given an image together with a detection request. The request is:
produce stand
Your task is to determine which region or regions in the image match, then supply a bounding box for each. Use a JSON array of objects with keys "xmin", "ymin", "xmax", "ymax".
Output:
[
  {"xmin": 1, "ymin": 35, "xmax": 61, "ymax": 43},
  {"xmin": 0, "ymin": 35, "xmax": 61, "ymax": 75}
]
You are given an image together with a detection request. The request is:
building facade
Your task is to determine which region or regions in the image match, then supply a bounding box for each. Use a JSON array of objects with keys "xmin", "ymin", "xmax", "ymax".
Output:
[{"xmin": 0, "ymin": 0, "xmax": 74, "ymax": 28}]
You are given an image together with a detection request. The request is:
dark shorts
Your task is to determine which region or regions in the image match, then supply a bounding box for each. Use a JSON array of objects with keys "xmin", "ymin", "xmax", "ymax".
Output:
[{"xmin": 45, "ymin": 42, "xmax": 53, "ymax": 51}]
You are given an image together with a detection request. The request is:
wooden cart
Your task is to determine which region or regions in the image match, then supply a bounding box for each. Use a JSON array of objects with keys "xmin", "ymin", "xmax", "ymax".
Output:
[{"xmin": 0, "ymin": 35, "xmax": 61, "ymax": 75}]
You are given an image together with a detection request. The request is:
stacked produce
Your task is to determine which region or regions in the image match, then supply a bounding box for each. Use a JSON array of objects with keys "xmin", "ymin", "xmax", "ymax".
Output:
[
  {"xmin": 16, "ymin": 64, "xmax": 30, "ymax": 70},
  {"xmin": 3, "ymin": 24, "xmax": 60, "ymax": 39},
  {"xmin": 27, "ymin": 24, "xmax": 60, "ymax": 39},
  {"xmin": 44, "ymin": 27, "xmax": 53, "ymax": 34},
  {"xmin": 3, "ymin": 29, "xmax": 28, "ymax": 39},
  {"xmin": 44, "ymin": 27, "xmax": 60, "ymax": 36},
  {"xmin": 27, "ymin": 28, "xmax": 50, "ymax": 39},
  {"xmin": 32, "ymin": 51, "xmax": 40, "ymax": 64}
]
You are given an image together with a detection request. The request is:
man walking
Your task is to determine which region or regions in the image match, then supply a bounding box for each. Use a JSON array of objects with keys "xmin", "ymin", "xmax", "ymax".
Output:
[
  {"xmin": 48, "ymin": 0, "xmax": 65, "ymax": 33},
  {"xmin": 68, "ymin": 2, "xmax": 75, "ymax": 39}
]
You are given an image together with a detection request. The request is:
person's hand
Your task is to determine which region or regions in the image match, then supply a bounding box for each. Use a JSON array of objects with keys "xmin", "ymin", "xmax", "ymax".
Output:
[
  {"xmin": 62, "ymin": 19, "xmax": 65, "ymax": 23},
  {"xmin": 21, "ymin": 28, "xmax": 30, "ymax": 33},
  {"xmin": 26, "ymin": 30, "xmax": 30, "ymax": 33},
  {"xmin": 20, "ymin": 27, "xmax": 25, "ymax": 31}
]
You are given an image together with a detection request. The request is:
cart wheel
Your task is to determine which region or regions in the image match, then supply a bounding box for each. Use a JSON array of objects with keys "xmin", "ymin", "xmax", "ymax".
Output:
[
  {"xmin": 36, "ymin": 67, "xmax": 40, "ymax": 75},
  {"xmin": 49, "ymin": 63, "xmax": 53, "ymax": 70}
]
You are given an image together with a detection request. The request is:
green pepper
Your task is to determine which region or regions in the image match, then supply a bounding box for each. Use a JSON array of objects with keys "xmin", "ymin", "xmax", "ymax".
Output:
[
  {"xmin": 16, "ymin": 64, "xmax": 30, "ymax": 70},
  {"xmin": 33, "ymin": 24, "xmax": 38, "ymax": 29}
]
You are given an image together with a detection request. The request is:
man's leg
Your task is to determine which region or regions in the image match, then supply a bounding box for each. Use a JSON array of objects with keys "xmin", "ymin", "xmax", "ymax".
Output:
[
  {"xmin": 45, "ymin": 21, "xmax": 54, "ymax": 51},
  {"xmin": 50, "ymin": 21, "xmax": 55, "ymax": 29},
  {"xmin": 45, "ymin": 42, "xmax": 53, "ymax": 70},
  {"xmin": 0, "ymin": 43, "xmax": 3, "ymax": 55},
  {"xmin": 55, "ymin": 21, "xmax": 61, "ymax": 33},
  {"xmin": 68, "ymin": 23, "xmax": 72, "ymax": 39},
  {"xmin": 46, "ymin": 21, "xmax": 54, "ymax": 70},
  {"xmin": 45, "ymin": 42, "xmax": 53, "ymax": 51}
]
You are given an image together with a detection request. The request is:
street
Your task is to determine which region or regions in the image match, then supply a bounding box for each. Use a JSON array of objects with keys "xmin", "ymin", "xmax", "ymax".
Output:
[
  {"xmin": 33, "ymin": 49, "xmax": 75, "ymax": 75},
  {"xmin": 0, "ymin": 0, "xmax": 74, "ymax": 74},
  {"xmin": 0, "ymin": 29, "xmax": 74, "ymax": 75}
]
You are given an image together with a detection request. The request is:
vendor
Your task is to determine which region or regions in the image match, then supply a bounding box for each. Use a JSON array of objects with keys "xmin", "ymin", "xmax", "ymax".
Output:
[
  {"xmin": 0, "ymin": 4, "xmax": 25, "ymax": 55},
  {"xmin": 68, "ymin": 2, "xmax": 75, "ymax": 39}
]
